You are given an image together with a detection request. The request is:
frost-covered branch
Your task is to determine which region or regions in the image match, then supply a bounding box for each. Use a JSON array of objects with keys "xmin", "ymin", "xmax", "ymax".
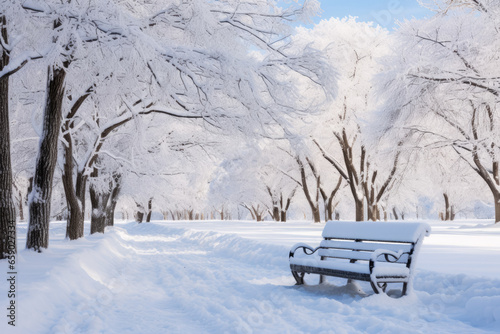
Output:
[
  {"xmin": 312, "ymin": 139, "xmax": 349, "ymax": 180},
  {"xmin": 0, "ymin": 51, "xmax": 44, "ymax": 79}
]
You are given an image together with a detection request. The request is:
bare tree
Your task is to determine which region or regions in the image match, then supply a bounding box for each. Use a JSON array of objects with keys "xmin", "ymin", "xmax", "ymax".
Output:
[
  {"xmin": 242, "ymin": 203, "xmax": 267, "ymax": 222},
  {"xmin": 296, "ymin": 157, "xmax": 321, "ymax": 223},
  {"xmin": 266, "ymin": 185, "xmax": 297, "ymax": 222},
  {"xmin": 320, "ymin": 176, "xmax": 343, "ymax": 221}
]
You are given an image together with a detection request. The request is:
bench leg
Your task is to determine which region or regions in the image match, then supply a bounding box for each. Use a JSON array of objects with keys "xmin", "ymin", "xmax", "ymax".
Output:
[
  {"xmin": 402, "ymin": 283, "xmax": 408, "ymax": 296},
  {"xmin": 292, "ymin": 271, "xmax": 305, "ymax": 285},
  {"xmin": 319, "ymin": 256, "xmax": 325, "ymax": 284},
  {"xmin": 370, "ymin": 281, "xmax": 387, "ymax": 294},
  {"xmin": 372, "ymin": 282, "xmax": 409, "ymax": 296}
]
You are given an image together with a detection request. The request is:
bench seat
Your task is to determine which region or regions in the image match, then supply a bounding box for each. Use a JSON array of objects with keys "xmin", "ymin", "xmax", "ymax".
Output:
[{"xmin": 290, "ymin": 257, "xmax": 411, "ymax": 279}]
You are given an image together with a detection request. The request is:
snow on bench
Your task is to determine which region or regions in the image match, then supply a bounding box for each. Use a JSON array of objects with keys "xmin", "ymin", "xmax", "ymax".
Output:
[{"xmin": 289, "ymin": 221, "xmax": 431, "ymax": 296}]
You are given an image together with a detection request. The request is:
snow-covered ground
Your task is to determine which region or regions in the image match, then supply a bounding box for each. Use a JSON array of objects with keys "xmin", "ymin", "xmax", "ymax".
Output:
[{"xmin": 1, "ymin": 219, "xmax": 500, "ymax": 333}]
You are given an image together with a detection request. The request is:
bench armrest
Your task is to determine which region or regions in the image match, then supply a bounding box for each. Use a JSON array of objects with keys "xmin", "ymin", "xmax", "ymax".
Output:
[
  {"xmin": 289, "ymin": 243, "xmax": 319, "ymax": 258},
  {"xmin": 370, "ymin": 249, "xmax": 406, "ymax": 263},
  {"xmin": 369, "ymin": 249, "xmax": 410, "ymax": 275}
]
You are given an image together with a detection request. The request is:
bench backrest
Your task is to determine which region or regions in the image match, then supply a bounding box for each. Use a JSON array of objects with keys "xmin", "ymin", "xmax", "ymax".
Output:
[{"xmin": 318, "ymin": 221, "xmax": 431, "ymax": 266}]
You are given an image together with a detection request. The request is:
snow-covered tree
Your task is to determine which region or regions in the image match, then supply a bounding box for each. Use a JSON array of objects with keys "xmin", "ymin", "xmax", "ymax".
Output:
[
  {"xmin": 0, "ymin": 1, "xmax": 48, "ymax": 256},
  {"xmin": 291, "ymin": 17, "xmax": 401, "ymax": 221},
  {"xmin": 379, "ymin": 0, "xmax": 500, "ymax": 222},
  {"xmin": 11, "ymin": 0, "xmax": 333, "ymax": 249}
]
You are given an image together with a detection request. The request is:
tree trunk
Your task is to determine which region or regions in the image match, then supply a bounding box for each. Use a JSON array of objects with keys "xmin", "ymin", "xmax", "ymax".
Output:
[
  {"xmin": 89, "ymin": 172, "xmax": 110, "ymax": 234},
  {"xmin": 367, "ymin": 203, "xmax": 379, "ymax": 221},
  {"xmin": 255, "ymin": 212, "xmax": 262, "ymax": 222},
  {"xmin": 0, "ymin": 15, "xmax": 16, "ymax": 258},
  {"xmin": 61, "ymin": 89, "xmax": 94, "ymax": 240},
  {"xmin": 252, "ymin": 206, "xmax": 263, "ymax": 222},
  {"xmin": 279, "ymin": 188, "xmax": 296, "ymax": 222},
  {"xmin": 297, "ymin": 158, "xmax": 321, "ymax": 223},
  {"xmin": 392, "ymin": 207, "xmax": 399, "ymax": 221},
  {"xmin": 311, "ymin": 207, "xmax": 321, "ymax": 223},
  {"xmin": 266, "ymin": 186, "xmax": 281, "ymax": 221},
  {"xmin": 18, "ymin": 190, "xmax": 24, "ymax": 221},
  {"xmin": 26, "ymin": 66, "xmax": 66, "ymax": 251},
  {"xmin": 105, "ymin": 200, "xmax": 117, "ymax": 226},
  {"xmin": 355, "ymin": 200, "xmax": 364, "ymax": 221},
  {"xmin": 280, "ymin": 210, "xmax": 287, "ymax": 222},
  {"xmin": 146, "ymin": 198, "xmax": 153, "ymax": 222},
  {"xmin": 135, "ymin": 202, "xmax": 145, "ymax": 223},
  {"xmin": 495, "ymin": 193, "xmax": 500, "ymax": 223},
  {"xmin": 366, "ymin": 204, "xmax": 373, "ymax": 221},
  {"xmin": 244, "ymin": 204, "xmax": 265, "ymax": 222},
  {"xmin": 272, "ymin": 206, "xmax": 280, "ymax": 221},
  {"xmin": 105, "ymin": 174, "xmax": 121, "ymax": 227},
  {"xmin": 106, "ymin": 201, "xmax": 118, "ymax": 226},
  {"xmin": 248, "ymin": 208, "xmax": 255, "ymax": 220},
  {"xmin": 63, "ymin": 169, "xmax": 86, "ymax": 240},
  {"xmin": 325, "ymin": 201, "xmax": 333, "ymax": 221},
  {"xmin": 90, "ymin": 190, "xmax": 109, "ymax": 234},
  {"xmin": 443, "ymin": 193, "xmax": 450, "ymax": 221}
]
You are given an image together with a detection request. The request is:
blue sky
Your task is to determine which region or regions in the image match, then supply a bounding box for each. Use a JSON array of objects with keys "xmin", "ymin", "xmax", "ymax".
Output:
[{"xmin": 309, "ymin": 0, "xmax": 433, "ymax": 29}]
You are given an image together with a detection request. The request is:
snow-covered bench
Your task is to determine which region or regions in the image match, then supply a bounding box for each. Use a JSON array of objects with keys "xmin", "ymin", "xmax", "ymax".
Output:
[{"xmin": 289, "ymin": 221, "xmax": 431, "ymax": 296}]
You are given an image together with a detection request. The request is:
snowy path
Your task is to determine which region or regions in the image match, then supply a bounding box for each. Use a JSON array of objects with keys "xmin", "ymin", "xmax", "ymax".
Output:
[{"xmin": 2, "ymin": 221, "xmax": 500, "ymax": 333}]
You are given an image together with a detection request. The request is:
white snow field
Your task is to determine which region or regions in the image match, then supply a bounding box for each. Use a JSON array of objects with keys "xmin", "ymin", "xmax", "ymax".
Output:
[{"xmin": 2, "ymin": 219, "xmax": 500, "ymax": 334}]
